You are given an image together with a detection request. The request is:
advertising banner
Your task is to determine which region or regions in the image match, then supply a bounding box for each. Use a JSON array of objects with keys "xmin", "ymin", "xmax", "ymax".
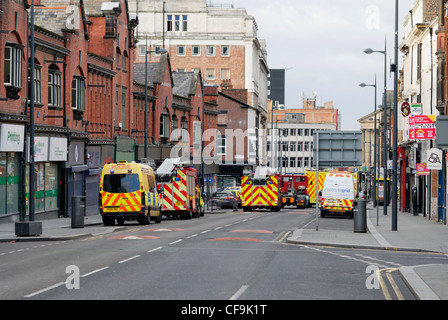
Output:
[
  {"xmin": 416, "ymin": 163, "xmax": 430, "ymax": 176},
  {"xmin": 409, "ymin": 115, "xmax": 436, "ymax": 140}
]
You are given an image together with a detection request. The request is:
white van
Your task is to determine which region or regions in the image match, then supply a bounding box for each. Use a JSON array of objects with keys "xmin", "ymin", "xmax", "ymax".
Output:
[{"xmin": 320, "ymin": 172, "xmax": 355, "ymax": 219}]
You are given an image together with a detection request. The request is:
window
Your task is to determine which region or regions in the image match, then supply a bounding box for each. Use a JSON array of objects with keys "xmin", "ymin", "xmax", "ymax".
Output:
[
  {"xmin": 72, "ymin": 77, "xmax": 85, "ymax": 111},
  {"xmin": 206, "ymin": 45, "xmax": 215, "ymax": 56},
  {"xmin": 305, "ymin": 129, "xmax": 310, "ymax": 136},
  {"xmin": 289, "ymin": 143, "xmax": 296, "ymax": 152},
  {"xmin": 206, "ymin": 69, "xmax": 215, "ymax": 80},
  {"xmin": 193, "ymin": 121, "xmax": 201, "ymax": 150},
  {"xmin": 221, "ymin": 68, "xmax": 230, "ymax": 80},
  {"xmin": 0, "ymin": 153, "xmax": 20, "ymax": 215},
  {"xmin": 297, "ymin": 142, "xmax": 303, "ymax": 152},
  {"xmin": 28, "ymin": 65, "xmax": 41, "ymax": 104},
  {"xmin": 297, "ymin": 157, "xmax": 303, "ymax": 167},
  {"xmin": 282, "ymin": 158, "xmax": 288, "ymax": 168},
  {"xmin": 171, "ymin": 116, "xmax": 178, "ymax": 141},
  {"xmin": 121, "ymin": 88, "xmax": 126, "ymax": 129},
  {"xmin": 116, "ymin": 49, "xmax": 120, "ymax": 69},
  {"xmin": 175, "ymin": 15, "xmax": 180, "ymax": 31},
  {"xmin": 122, "ymin": 52, "xmax": 127, "ymax": 70},
  {"xmin": 290, "ymin": 129, "xmax": 296, "ymax": 136},
  {"xmin": 48, "ymin": 71, "xmax": 61, "ymax": 107},
  {"xmin": 138, "ymin": 45, "xmax": 146, "ymax": 56},
  {"xmin": 182, "ymin": 15, "xmax": 188, "ymax": 31},
  {"xmin": 167, "ymin": 15, "xmax": 172, "ymax": 31},
  {"xmin": 177, "ymin": 45, "xmax": 186, "ymax": 56},
  {"xmin": 304, "ymin": 142, "xmax": 309, "ymax": 152},
  {"xmin": 290, "ymin": 157, "xmax": 296, "ymax": 168},
  {"xmin": 181, "ymin": 118, "xmax": 188, "ymax": 141},
  {"xmin": 267, "ymin": 141, "xmax": 270, "ymax": 152},
  {"xmin": 4, "ymin": 46, "xmax": 23, "ymax": 88},
  {"xmin": 221, "ymin": 45, "xmax": 230, "ymax": 56},
  {"xmin": 192, "ymin": 45, "xmax": 200, "ymax": 56},
  {"xmin": 217, "ymin": 135, "xmax": 226, "ymax": 155},
  {"xmin": 160, "ymin": 113, "xmax": 170, "ymax": 138}
]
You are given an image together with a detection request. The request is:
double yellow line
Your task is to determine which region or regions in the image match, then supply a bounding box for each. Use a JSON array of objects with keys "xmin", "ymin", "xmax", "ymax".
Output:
[{"xmin": 377, "ymin": 267, "xmax": 405, "ymax": 300}]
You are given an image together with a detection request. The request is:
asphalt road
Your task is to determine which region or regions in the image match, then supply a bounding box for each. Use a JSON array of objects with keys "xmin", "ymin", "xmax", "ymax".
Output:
[{"xmin": 1, "ymin": 206, "xmax": 444, "ymax": 303}]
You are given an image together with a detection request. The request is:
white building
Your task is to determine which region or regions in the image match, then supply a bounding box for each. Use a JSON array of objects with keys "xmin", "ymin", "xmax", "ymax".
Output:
[{"xmin": 267, "ymin": 112, "xmax": 336, "ymax": 174}]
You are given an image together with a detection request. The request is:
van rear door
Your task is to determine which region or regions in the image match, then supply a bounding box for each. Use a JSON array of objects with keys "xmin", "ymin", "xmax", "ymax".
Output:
[{"xmin": 102, "ymin": 173, "xmax": 142, "ymax": 213}]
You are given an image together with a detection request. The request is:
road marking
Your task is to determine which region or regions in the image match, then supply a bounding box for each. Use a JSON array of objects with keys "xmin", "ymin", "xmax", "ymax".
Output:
[
  {"xmin": 229, "ymin": 285, "xmax": 249, "ymax": 300},
  {"xmin": 214, "ymin": 227, "xmax": 222, "ymax": 230},
  {"xmin": 385, "ymin": 269, "xmax": 405, "ymax": 300},
  {"xmin": 81, "ymin": 266, "xmax": 110, "ymax": 277},
  {"xmin": 376, "ymin": 269, "xmax": 392, "ymax": 300},
  {"xmin": 147, "ymin": 246, "xmax": 163, "ymax": 253},
  {"xmin": 230, "ymin": 229, "xmax": 273, "ymax": 234},
  {"xmin": 170, "ymin": 239, "xmax": 183, "ymax": 245},
  {"xmin": 24, "ymin": 282, "xmax": 65, "ymax": 298},
  {"xmin": 200, "ymin": 230, "xmax": 211, "ymax": 234},
  {"xmin": 186, "ymin": 234, "xmax": 198, "ymax": 239},
  {"xmin": 119, "ymin": 255, "xmax": 141, "ymax": 264},
  {"xmin": 210, "ymin": 237, "xmax": 262, "ymax": 242}
]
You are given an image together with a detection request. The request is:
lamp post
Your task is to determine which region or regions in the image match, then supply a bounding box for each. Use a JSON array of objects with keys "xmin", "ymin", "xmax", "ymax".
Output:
[
  {"xmin": 365, "ymin": 40, "xmax": 388, "ymax": 217},
  {"xmin": 392, "ymin": 0, "xmax": 398, "ymax": 231},
  {"xmin": 360, "ymin": 79, "xmax": 380, "ymax": 226},
  {"xmin": 144, "ymin": 46, "xmax": 168, "ymax": 158}
]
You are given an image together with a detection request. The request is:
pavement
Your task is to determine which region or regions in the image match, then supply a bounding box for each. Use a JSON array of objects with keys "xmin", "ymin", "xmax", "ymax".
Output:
[{"xmin": 0, "ymin": 204, "xmax": 447, "ymax": 300}]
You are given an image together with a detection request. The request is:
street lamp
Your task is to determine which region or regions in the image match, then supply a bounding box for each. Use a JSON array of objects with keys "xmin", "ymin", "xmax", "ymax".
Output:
[
  {"xmin": 364, "ymin": 40, "xmax": 388, "ymax": 218},
  {"xmin": 144, "ymin": 47, "xmax": 168, "ymax": 158},
  {"xmin": 359, "ymin": 80, "xmax": 380, "ymax": 226}
]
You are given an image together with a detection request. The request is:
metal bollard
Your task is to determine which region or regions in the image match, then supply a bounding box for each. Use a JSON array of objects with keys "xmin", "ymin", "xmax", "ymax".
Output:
[{"xmin": 354, "ymin": 199, "xmax": 367, "ymax": 233}]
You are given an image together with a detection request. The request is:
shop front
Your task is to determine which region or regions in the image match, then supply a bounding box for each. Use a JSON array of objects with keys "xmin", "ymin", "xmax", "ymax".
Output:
[{"xmin": 0, "ymin": 123, "xmax": 25, "ymax": 222}]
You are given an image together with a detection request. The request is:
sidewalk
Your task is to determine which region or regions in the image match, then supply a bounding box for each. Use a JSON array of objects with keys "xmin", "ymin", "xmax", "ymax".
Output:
[{"xmin": 287, "ymin": 203, "xmax": 448, "ymax": 300}]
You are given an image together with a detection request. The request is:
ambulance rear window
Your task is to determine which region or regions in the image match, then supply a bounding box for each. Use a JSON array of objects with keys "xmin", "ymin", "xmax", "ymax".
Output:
[{"xmin": 103, "ymin": 174, "xmax": 140, "ymax": 193}]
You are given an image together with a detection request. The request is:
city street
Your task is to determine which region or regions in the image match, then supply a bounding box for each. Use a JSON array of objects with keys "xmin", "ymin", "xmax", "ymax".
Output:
[{"xmin": 1, "ymin": 207, "xmax": 446, "ymax": 302}]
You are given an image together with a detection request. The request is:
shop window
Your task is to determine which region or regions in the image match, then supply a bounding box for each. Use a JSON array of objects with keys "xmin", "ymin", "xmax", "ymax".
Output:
[
  {"xmin": 0, "ymin": 153, "xmax": 20, "ymax": 215},
  {"xmin": 25, "ymin": 162, "xmax": 58, "ymax": 213}
]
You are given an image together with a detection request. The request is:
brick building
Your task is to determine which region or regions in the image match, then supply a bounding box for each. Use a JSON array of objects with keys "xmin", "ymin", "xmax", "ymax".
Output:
[{"xmin": 0, "ymin": 0, "xmax": 221, "ymax": 222}]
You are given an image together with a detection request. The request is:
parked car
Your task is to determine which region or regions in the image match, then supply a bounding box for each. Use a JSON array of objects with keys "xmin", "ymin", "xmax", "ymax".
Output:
[{"xmin": 211, "ymin": 191, "xmax": 238, "ymax": 209}]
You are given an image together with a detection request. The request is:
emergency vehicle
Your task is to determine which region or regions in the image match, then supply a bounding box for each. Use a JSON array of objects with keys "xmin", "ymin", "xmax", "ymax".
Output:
[
  {"xmin": 279, "ymin": 175, "xmax": 309, "ymax": 208},
  {"xmin": 320, "ymin": 171, "xmax": 356, "ymax": 219},
  {"xmin": 241, "ymin": 166, "xmax": 281, "ymax": 212},
  {"xmin": 156, "ymin": 158, "xmax": 203, "ymax": 219},
  {"xmin": 305, "ymin": 170, "xmax": 328, "ymax": 206},
  {"xmin": 99, "ymin": 161, "xmax": 162, "ymax": 226}
]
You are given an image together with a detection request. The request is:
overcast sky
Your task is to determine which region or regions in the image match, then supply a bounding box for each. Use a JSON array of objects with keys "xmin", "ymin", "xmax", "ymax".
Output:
[{"xmin": 230, "ymin": 0, "xmax": 416, "ymax": 129}]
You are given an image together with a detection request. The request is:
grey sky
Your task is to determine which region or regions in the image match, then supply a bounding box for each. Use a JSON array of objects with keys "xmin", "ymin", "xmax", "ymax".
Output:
[{"xmin": 231, "ymin": 0, "xmax": 416, "ymax": 129}]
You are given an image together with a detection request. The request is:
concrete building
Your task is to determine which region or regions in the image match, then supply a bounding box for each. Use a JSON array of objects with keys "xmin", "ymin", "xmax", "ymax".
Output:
[{"xmin": 267, "ymin": 111, "xmax": 336, "ymax": 174}]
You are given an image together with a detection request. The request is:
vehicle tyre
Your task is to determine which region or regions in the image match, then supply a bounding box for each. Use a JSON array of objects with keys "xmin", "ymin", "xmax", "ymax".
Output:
[
  {"xmin": 116, "ymin": 218, "xmax": 125, "ymax": 226},
  {"xmin": 138, "ymin": 214, "xmax": 150, "ymax": 225},
  {"xmin": 320, "ymin": 210, "xmax": 326, "ymax": 218},
  {"xmin": 154, "ymin": 210, "xmax": 163, "ymax": 223},
  {"xmin": 102, "ymin": 216, "xmax": 115, "ymax": 226}
]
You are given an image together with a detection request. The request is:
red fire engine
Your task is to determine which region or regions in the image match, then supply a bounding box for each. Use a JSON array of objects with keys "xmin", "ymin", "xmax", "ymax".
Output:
[
  {"xmin": 156, "ymin": 159, "xmax": 203, "ymax": 219},
  {"xmin": 279, "ymin": 174, "xmax": 309, "ymax": 209}
]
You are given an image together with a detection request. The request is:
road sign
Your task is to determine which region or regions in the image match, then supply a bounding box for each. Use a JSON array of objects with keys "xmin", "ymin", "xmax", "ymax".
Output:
[
  {"xmin": 401, "ymin": 101, "xmax": 411, "ymax": 117},
  {"xmin": 313, "ymin": 130, "xmax": 362, "ymax": 167},
  {"xmin": 411, "ymin": 103, "xmax": 422, "ymax": 115}
]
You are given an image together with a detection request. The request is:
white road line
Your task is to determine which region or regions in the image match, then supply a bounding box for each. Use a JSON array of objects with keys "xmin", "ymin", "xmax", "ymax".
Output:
[
  {"xmin": 147, "ymin": 246, "xmax": 163, "ymax": 253},
  {"xmin": 200, "ymin": 230, "xmax": 211, "ymax": 234},
  {"xmin": 24, "ymin": 282, "xmax": 65, "ymax": 298},
  {"xmin": 229, "ymin": 285, "xmax": 249, "ymax": 300},
  {"xmin": 81, "ymin": 266, "xmax": 110, "ymax": 277},
  {"xmin": 214, "ymin": 227, "xmax": 222, "ymax": 230},
  {"xmin": 187, "ymin": 234, "xmax": 198, "ymax": 238},
  {"xmin": 170, "ymin": 239, "xmax": 183, "ymax": 245},
  {"xmin": 118, "ymin": 255, "xmax": 141, "ymax": 264}
]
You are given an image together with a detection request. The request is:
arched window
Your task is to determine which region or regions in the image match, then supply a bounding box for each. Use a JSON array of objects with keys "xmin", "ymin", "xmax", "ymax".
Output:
[{"xmin": 48, "ymin": 64, "xmax": 61, "ymax": 108}]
